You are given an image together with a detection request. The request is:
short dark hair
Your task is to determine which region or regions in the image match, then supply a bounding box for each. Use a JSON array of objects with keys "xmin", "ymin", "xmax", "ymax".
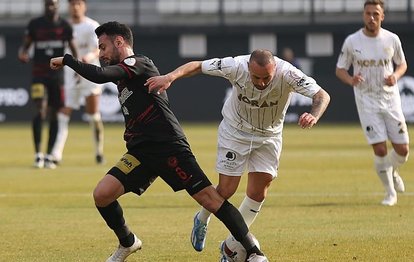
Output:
[
  {"xmin": 249, "ymin": 49, "xmax": 275, "ymax": 67},
  {"xmin": 364, "ymin": 0, "xmax": 384, "ymax": 10},
  {"xmin": 95, "ymin": 21, "xmax": 133, "ymax": 46}
]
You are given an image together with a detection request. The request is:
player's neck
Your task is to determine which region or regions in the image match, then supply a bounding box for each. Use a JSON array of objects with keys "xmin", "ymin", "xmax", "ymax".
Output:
[
  {"xmin": 45, "ymin": 13, "xmax": 59, "ymax": 22},
  {"xmin": 363, "ymin": 27, "xmax": 380, "ymax": 37},
  {"xmin": 120, "ymin": 48, "xmax": 135, "ymax": 61},
  {"xmin": 71, "ymin": 15, "xmax": 85, "ymax": 24}
]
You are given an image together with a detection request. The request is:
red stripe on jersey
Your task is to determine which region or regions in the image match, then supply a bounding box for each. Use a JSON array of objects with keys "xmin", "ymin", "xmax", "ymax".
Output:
[{"xmin": 119, "ymin": 63, "xmax": 133, "ymax": 79}]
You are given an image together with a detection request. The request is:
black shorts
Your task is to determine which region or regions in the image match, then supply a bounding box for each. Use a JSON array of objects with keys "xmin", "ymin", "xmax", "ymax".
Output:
[
  {"xmin": 31, "ymin": 76, "xmax": 64, "ymax": 109},
  {"xmin": 107, "ymin": 139, "xmax": 212, "ymax": 196}
]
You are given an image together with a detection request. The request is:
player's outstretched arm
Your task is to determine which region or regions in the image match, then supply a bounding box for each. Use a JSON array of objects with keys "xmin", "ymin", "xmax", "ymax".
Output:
[{"xmin": 145, "ymin": 61, "xmax": 202, "ymax": 93}]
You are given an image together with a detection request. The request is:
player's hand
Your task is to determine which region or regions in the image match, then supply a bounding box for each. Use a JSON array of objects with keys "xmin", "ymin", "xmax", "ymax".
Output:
[
  {"xmin": 18, "ymin": 51, "xmax": 30, "ymax": 63},
  {"xmin": 384, "ymin": 74, "xmax": 397, "ymax": 86},
  {"xmin": 82, "ymin": 53, "xmax": 95, "ymax": 63},
  {"xmin": 352, "ymin": 73, "xmax": 365, "ymax": 86},
  {"xmin": 145, "ymin": 75, "xmax": 172, "ymax": 94},
  {"xmin": 298, "ymin": 112, "xmax": 317, "ymax": 129},
  {"xmin": 50, "ymin": 57, "xmax": 64, "ymax": 70}
]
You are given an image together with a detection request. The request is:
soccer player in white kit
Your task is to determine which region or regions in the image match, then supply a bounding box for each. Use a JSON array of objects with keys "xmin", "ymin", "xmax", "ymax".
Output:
[
  {"xmin": 145, "ymin": 49, "xmax": 330, "ymax": 258},
  {"xmin": 336, "ymin": 0, "xmax": 409, "ymax": 206},
  {"xmin": 52, "ymin": 0, "xmax": 105, "ymax": 165}
]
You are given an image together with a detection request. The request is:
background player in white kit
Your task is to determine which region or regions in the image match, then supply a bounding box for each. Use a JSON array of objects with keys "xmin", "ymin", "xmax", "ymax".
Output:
[
  {"xmin": 336, "ymin": 0, "xmax": 409, "ymax": 206},
  {"xmin": 52, "ymin": 0, "xmax": 104, "ymax": 164},
  {"xmin": 145, "ymin": 49, "xmax": 330, "ymax": 258}
]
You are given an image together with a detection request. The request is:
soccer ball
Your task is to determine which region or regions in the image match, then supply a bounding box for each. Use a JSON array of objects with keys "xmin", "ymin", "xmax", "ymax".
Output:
[{"xmin": 221, "ymin": 234, "xmax": 260, "ymax": 262}]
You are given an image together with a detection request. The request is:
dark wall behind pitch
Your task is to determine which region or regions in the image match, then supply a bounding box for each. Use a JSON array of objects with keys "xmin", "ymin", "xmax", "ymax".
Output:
[{"xmin": 1, "ymin": 25, "xmax": 414, "ymax": 123}]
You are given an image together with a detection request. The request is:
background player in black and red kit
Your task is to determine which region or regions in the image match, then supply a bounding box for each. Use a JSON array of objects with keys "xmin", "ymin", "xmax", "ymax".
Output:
[
  {"xmin": 50, "ymin": 21, "xmax": 268, "ymax": 262},
  {"xmin": 18, "ymin": 0, "xmax": 77, "ymax": 169}
]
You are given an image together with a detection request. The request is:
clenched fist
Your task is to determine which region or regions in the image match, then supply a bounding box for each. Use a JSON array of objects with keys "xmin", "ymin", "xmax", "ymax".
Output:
[{"xmin": 50, "ymin": 57, "xmax": 64, "ymax": 70}]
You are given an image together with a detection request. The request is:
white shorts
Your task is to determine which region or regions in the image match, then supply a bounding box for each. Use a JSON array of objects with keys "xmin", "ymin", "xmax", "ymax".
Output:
[
  {"xmin": 64, "ymin": 70, "xmax": 102, "ymax": 110},
  {"xmin": 357, "ymin": 106, "xmax": 409, "ymax": 145},
  {"xmin": 216, "ymin": 120, "xmax": 281, "ymax": 178}
]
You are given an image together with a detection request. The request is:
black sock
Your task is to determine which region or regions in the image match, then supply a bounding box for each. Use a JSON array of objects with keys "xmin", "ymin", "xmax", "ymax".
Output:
[
  {"xmin": 32, "ymin": 114, "xmax": 42, "ymax": 153},
  {"xmin": 214, "ymin": 200, "xmax": 262, "ymax": 255},
  {"xmin": 245, "ymin": 243, "xmax": 263, "ymax": 258},
  {"xmin": 96, "ymin": 201, "xmax": 134, "ymax": 247},
  {"xmin": 119, "ymin": 232, "xmax": 135, "ymax": 248},
  {"xmin": 47, "ymin": 118, "xmax": 58, "ymax": 154}
]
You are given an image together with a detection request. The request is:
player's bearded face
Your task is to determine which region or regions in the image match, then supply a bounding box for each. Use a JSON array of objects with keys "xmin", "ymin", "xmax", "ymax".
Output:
[
  {"xmin": 107, "ymin": 45, "xmax": 121, "ymax": 65},
  {"xmin": 363, "ymin": 4, "xmax": 384, "ymax": 34},
  {"xmin": 98, "ymin": 35, "xmax": 121, "ymax": 66}
]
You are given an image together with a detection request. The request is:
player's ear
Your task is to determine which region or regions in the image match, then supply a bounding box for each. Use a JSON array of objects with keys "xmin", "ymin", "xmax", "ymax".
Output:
[{"xmin": 114, "ymin": 36, "xmax": 123, "ymax": 47}]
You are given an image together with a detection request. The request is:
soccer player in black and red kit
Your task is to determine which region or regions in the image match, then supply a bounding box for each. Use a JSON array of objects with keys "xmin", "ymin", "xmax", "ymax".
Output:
[
  {"xmin": 18, "ymin": 0, "xmax": 77, "ymax": 169},
  {"xmin": 50, "ymin": 21, "xmax": 268, "ymax": 262}
]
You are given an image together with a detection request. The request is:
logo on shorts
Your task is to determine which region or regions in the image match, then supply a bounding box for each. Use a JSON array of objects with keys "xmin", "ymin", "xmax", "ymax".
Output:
[
  {"xmin": 398, "ymin": 122, "xmax": 407, "ymax": 134},
  {"xmin": 225, "ymin": 151, "xmax": 236, "ymax": 161},
  {"xmin": 167, "ymin": 156, "xmax": 192, "ymax": 183},
  {"xmin": 116, "ymin": 154, "xmax": 141, "ymax": 174},
  {"xmin": 365, "ymin": 125, "xmax": 376, "ymax": 139},
  {"xmin": 167, "ymin": 156, "xmax": 178, "ymax": 168}
]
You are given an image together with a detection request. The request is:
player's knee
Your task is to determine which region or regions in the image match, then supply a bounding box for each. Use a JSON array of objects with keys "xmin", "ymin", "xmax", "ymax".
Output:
[
  {"xmin": 216, "ymin": 185, "xmax": 237, "ymax": 200},
  {"xmin": 399, "ymin": 147, "xmax": 409, "ymax": 158},
  {"xmin": 93, "ymin": 187, "xmax": 113, "ymax": 207},
  {"xmin": 217, "ymin": 188, "xmax": 235, "ymax": 200},
  {"xmin": 373, "ymin": 148, "xmax": 387, "ymax": 157}
]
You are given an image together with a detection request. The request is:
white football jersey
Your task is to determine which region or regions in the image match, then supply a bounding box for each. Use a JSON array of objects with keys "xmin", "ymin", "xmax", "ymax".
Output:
[
  {"xmin": 201, "ymin": 55, "xmax": 321, "ymax": 135},
  {"xmin": 64, "ymin": 16, "xmax": 101, "ymax": 107},
  {"xmin": 336, "ymin": 28, "xmax": 406, "ymax": 112},
  {"xmin": 72, "ymin": 16, "xmax": 100, "ymax": 66}
]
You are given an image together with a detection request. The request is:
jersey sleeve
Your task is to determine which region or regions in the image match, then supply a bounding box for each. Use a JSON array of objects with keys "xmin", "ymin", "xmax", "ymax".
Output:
[
  {"xmin": 284, "ymin": 65, "xmax": 321, "ymax": 98},
  {"xmin": 26, "ymin": 19, "xmax": 36, "ymax": 39},
  {"xmin": 118, "ymin": 56, "xmax": 160, "ymax": 79},
  {"xmin": 392, "ymin": 34, "xmax": 406, "ymax": 65},
  {"xmin": 201, "ymin": 56, "xmax": 237, "ymax": 80},
  {"xmin": 63, "ymin": 54, "xmax": 128, "ymax": 83},
  {"xmin": 336, "ymin": 36, "xmax": 353, "ymax": 70}
]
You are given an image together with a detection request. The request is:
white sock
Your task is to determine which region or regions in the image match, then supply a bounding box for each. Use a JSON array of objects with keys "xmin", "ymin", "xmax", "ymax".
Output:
[
  {"xmin": 197, "ymin": 207, "xmax": 212, "ymax": 224},
  {"xmin": 388, "ymin": 149, "xmax": 408, "ymax": 171},
  {"xmin": 87, "ymin": 113, "xmax": 104, "ymax": 156},
  {"xmin": 374, "ymin": 155, "xmax": 395, "ymax": 196},
  {"xmin": 51, "ymin": 112, "xmax": 70, "ymax": 161},
  {"xmin": 35, "ymin": 152, "xmax": 44, "ymax": 159},
  {"xmin": 238, "ymin": 195, "xmax": 264, "ymax": 228}
]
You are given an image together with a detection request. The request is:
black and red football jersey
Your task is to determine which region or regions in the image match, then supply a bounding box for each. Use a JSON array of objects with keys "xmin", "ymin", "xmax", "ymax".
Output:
[{"xmin": 26, "ymin": 16, "xmax": 73, "ymax": 77}]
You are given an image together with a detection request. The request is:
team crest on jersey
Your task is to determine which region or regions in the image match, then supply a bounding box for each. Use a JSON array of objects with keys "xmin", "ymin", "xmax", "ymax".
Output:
[
  {"xmin": 288, "ymin": 71, "xmax": 307, "ymax": 87},
  {"xmin": 384, "ymin": 47, "xmax": 393, "ymax": 57},
  {"xmin": 124, "ymin": 57, "xmax": 136, "ymax": 66}
]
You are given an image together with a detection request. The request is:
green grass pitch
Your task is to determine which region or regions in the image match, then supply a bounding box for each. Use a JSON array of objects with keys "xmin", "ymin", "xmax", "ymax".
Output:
[{"xmin": 0, "ymin": 123, "xmax": 413, "ymax": 261}]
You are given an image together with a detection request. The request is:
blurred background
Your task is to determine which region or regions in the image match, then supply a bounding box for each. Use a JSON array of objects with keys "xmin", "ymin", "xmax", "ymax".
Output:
[{"xmin": 1, "ymin": 0, "xmax": 414, "ymax": 124}]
